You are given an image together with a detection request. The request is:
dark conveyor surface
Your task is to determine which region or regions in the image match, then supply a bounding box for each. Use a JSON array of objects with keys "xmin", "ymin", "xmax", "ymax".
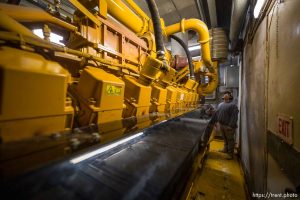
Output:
[{"xmin": 0, "ymin": 109, "xmax": 209, "ymax": 200}]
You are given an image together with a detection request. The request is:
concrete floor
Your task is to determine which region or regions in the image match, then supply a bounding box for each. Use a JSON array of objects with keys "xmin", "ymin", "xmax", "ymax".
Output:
[{"xmin": 187, "ymin": 140, "xmax": 248, "ymax": 200}]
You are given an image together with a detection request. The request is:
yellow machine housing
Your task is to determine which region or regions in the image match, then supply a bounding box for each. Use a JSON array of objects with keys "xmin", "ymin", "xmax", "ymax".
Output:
[
  {"xmin": 0, "ymin": 47, "xmax": 74, "ymax": 142},
  {"xmin": 149, "ymin": 84, "xmax": 167, "ymax": 113},
  {"xmin": 0, "ymin": 0, "xmax": 227, "ymax": 143},
  {"xmin": 123, "ymin": 75, "xmax": 152, "ymax": 118},
  {"xmin": 175, "ymin": 87, "xmax": 186, "ymax": 112},
  {"xmin": 184, "ymin": 79, "xmax": 199, "ymax": 108},
  {"xmin": 74, "ymin": 66, "xmax": 125, "ymax": 125},
  {"xmin": 166, "ymin": 85, "xmax": 179, "ymax": 113}
]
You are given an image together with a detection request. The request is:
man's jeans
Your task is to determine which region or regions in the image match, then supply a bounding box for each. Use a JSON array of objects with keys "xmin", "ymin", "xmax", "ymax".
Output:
[{"xmin": 216, "ymin": 123, "xmax": 235, "ymax": 155}]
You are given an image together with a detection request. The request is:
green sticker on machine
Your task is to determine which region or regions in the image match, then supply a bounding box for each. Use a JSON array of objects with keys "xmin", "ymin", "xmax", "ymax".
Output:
[{"xmin": 106, "ymin": 85, "xmax": 122, "ymax": 95}]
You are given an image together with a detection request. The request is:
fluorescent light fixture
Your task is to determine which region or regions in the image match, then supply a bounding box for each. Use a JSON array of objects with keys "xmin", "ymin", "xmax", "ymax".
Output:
[
  {"xmin": 70, "ymin": 132, "xmax": 143, "ymax": 164},
  {"xmin": 159, "ymin": 120, "xmax": 167, "ymax": 124},
  {"xmin": 33, "ymin": 29, "xmax": 65, "ymax": 46},
  {"xmin": 188, "ymin": 45, "xmax": 201, "ymax": 51},
  {"xmin": 205, "ymin": 76, "xmax": 209, "ymax": 84},
  {"xmin": 254, "ymin": 0, "xmax": 266, "ymax": 18}
]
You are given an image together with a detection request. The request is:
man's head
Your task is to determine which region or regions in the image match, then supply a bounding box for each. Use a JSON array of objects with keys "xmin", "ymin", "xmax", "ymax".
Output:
[
  {"xmin": 223, "ymin": 93, "xmax": 230, "ymax": 102},
  {"xmin": 223, "ymin": 91, "xmax": 232, "ymax": 102}
]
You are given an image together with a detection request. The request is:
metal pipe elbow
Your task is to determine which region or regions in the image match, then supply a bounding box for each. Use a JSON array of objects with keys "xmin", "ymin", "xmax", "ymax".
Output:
[{"xmin": 164, "ymin": 18, "xmax": 213, "ymax": 68}]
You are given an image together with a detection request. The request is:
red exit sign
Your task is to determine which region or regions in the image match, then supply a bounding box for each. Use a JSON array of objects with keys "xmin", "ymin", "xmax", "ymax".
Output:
[{"xmin": 277, "ymin": 114, "xmax": 293, "ymax": 145}]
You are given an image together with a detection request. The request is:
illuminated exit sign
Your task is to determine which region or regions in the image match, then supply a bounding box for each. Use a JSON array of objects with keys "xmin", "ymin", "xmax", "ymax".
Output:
[{"xmin": 277, "ymin": 114, "xmax": 293, "ymax": 145}]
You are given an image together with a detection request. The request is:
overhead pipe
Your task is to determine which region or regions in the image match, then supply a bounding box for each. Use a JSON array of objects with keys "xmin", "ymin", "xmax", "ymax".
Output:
[
  {"xmin": 74, "ymin": 0, "xmax": 148, "ymax": 35},
  {"xmin": 194, "ymin": 0, "xmax": 206, "ymax": 23},
  {"xmin": 164, "ymin": 18, "xmax": 213, "ymax": 69},
  {"xmin": 106, "ymin": 0, "xmax": 148, "ymax": 35},
  {"xmin": 229, "ymin": 0, "xmax": 249, "ymax": 50},
  {"xmin": 124, "ymin": 0, "xmax": 150, "ymax": 21},
  {"xmin": 0, "ymin": 3, "xmax": 77, "ymax": 32},
  {"xmin": 206, "ymin": 0, "xmax": 217, "ymax": 27},
  {"xmin": 165, "ymin": 18, "xmax": 219, "ymax": 95},
  {"xmin": 169, "ymin": 34, "xmax": 195, "ymax": 80}
]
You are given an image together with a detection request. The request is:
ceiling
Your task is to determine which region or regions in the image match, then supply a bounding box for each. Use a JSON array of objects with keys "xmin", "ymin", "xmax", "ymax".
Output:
[
  {"xmin": 19, "ymin": 0, "xmax": 232, "ymax": 30},
  {"xmin": 17, "ymin": 0, "xmax": 233, "ymax": 36},
  {"xmin": 135, "ymin": 0, "xmax": 232, "ymax": 31},
  {"xmin": 134, "ymin": 0, "xmax": 199, "ymax": 26},
  {"xmin": 215, "ymin": 0, "xmax": 232, "ymax": 30}
]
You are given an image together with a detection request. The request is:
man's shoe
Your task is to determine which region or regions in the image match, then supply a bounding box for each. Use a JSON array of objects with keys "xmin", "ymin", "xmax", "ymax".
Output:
[{"xmin": 218, "ymin": 149, "xmax": 228, "ymax": 153}]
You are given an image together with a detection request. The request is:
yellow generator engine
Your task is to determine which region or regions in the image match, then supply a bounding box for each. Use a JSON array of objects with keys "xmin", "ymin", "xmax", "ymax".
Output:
[
  {"xmin": 0, "ymin": 0, "xmax": 227, "ymax": 143},
  {"xmin": 0, "ymin": 46, "xmax": 74, "ymax": 142},
  {"xmin": 72, "ymin": 66, "xmax": 125, "ymax": 125}
]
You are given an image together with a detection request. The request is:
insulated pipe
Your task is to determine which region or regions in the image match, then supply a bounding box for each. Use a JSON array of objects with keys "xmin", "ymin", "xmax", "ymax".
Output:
[
  {"xmin": 229, "ymin": 0, "xmax": 249, "ymax": 50},
  {"xmin": 124, "ymin": 0, "xmax": 150, "ymax": 21},
  {"xmin": 0, "ymin": 3, "xmax": 78, "ymax": 32},
  {"xmin": 75, "ymin": 0, "xmax": 148, "ymax": 35},
  {"xmin": 106, "ymin": 0, "xmax": 147, "ymax": 35},
  {"xmin": 0, "ymin": 10, "xmax": 39, "ymax": 38},
  {"xmin": 169, "ymin": 34, "xmax": 195, "ymax": 79},
  {"xmin": 165, "ymin": 18, "xmax": 213, "ymax": 68},
  {"xmin": 145, "ymin": 0, "xmax": 165, "ymax": 58}
]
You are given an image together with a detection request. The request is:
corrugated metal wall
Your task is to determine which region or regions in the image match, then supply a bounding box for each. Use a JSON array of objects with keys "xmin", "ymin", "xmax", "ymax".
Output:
[
  {"xmin": 241, "ymin": 0, "xmax": 300, "ymax": 194},
  {"xmin": 266, "ymin": 0, "xmax": 300, "ymax": 191},
  {"xmin": 267, "ymin": 0, "xmax": 300, "ymax": 151},
  {"xmin": 241, "ymin": 17, "xmax": 267, "ymax": 194}
]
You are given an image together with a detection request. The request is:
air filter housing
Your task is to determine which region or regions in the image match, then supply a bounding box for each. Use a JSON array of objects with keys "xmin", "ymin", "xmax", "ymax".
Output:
[{"xmin": 209, "ymin": 28, "xmax": 229, "ymax": 61}]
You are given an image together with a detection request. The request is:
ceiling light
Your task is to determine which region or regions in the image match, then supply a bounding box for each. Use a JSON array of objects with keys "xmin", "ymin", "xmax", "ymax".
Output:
[
  {"xmin": 254, "ymin": 0, "xmax": 266, "ymax": 18},
  {"xmin": 70, "ymin": 132, "xmax": 143, "ymax": 164}
]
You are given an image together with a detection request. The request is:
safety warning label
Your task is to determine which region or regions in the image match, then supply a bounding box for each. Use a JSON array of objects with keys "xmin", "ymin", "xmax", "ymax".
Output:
[{"xmin": 106, "ymin": 85, "xmax": 122, "ymax": 95}]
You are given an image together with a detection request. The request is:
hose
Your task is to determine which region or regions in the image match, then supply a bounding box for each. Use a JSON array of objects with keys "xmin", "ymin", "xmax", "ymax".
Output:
[
  {"xmin": 170, "ymin": 34, "xmax": 195, "ymax": 80},
  {"xmin": 145, "ymin": 0, "xmax": 165, "ymax": 59}
]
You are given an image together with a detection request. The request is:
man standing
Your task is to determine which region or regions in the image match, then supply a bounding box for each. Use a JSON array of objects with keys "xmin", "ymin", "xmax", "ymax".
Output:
[{"xmin": 215, "ymin": 91, "xmax": 239, "ymax": 159}]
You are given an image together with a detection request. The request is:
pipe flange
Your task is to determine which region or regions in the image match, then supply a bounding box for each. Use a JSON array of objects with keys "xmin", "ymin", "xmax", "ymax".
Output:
[
  {"xmin": 180, "ymin": 18, "xmax": 186, "ymax": 33},
  {"xmin": 198, "ymin": 38, "xmax": 210, "ymax": 44},
  {"xmin": 156, "ymin": 50, "xmax": 165, "ymax": 60}
]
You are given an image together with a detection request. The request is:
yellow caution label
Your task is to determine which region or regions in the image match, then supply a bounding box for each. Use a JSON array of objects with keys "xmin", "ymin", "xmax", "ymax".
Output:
[{"xmin": 106, "ymin": 85, "xmax": 122, "ymax": 96}]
